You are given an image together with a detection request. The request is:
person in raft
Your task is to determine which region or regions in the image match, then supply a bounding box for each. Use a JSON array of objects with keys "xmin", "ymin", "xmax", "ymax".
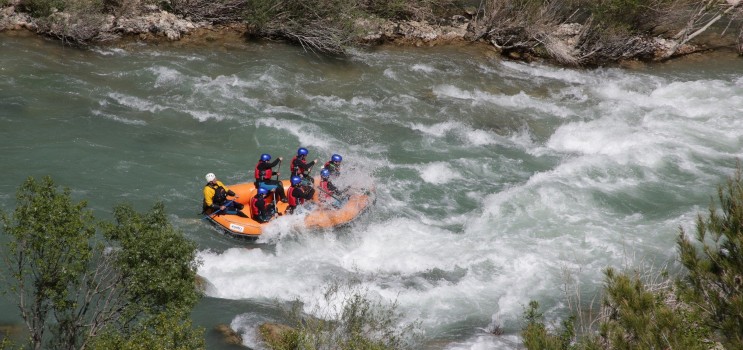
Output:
[
  {"xmin": 202, "ymin": 172, "xmax": 248, "ymax": 217},
  {"xmin": 254, "ymin": 153, "xmax": 287, "ymax": 203},
  {"xmin": 250, "ymin": 187, "xmax": 277, "ymax": 223},
  {"xmin": 290, "ymin": 147, "xmax": 318, "ymax": 183},
  {"xmin": 318, "ymin": 168, "xmax": 344, "ymax": 206},
  {"xmin": 286, "ymin": 175, "xmax": 315, "ymax": 214},
  {"xmin": 322, "ymin": 153, "xmax": 342, "ymax": 177}
]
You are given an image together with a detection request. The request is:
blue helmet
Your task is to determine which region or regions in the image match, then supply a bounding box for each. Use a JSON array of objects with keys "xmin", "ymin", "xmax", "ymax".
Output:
[
  {"xmin": 260, "ymin": 153, "xmax": 271, "ymax": 162},
  {"xmin": 297, "ymin": 147, "xmax": 309, "ymax": 156},
  {"xmin": 290, "ymin": 176, "xmax": 302, "ymax": 185},
  {"xmin": 258, "ymin": 187, "xmax": 268, "ymax": 196},
  {"xmin": 331, "ymin": 154, "xmax": 342, "ymax": 162},
  {"xmin": 320, "ymin": 169, "xmax": 330, "ymax": 178}
]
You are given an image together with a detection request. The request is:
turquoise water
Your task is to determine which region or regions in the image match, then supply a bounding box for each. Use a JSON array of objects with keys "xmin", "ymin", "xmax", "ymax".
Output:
[{"xmin": 1, "ymin": 32, "xmax": 742, "ymax": 349}]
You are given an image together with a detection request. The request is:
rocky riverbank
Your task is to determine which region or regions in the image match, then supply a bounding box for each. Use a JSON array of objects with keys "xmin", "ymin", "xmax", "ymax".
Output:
[{"xmin": 1, "ymin": 0, "xmax": 740, "ymax": 66}]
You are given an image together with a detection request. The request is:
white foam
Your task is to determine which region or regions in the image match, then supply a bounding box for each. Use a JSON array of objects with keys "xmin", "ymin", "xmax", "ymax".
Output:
[
  {"xmin": 185, "ymin": 51, "xmax": 743, "ymax": 350},
  {"xmin": 418, "ymin": 162, "xmax": 463, "ymax": 184},
  {"xmin": 256, "ymin": 117, "xmax": 331, "ymax": 150},
  {"xmin": 107, "ymin": 92, "xmax": 167, "ymax": 114},
  {"xmin": 499, "ymin": 60, "xmax": 593, "ymax": 84},
  {"xmin": 411, "ymin": 64, "xmax": 436, "ymax": 73},
  {"xmin": 149, "ymin": 66, "xmax": 183, "ymax": 88},
  {"xmin": 383, "ymin": 68, "xmax": 397, "ymax": 79},
  {"xmin": 432, "ymin": 85, "xmax": 573, "ymax": 118},
  {"xmin": 92, "ymin": 47, "xmax": 127, "ymax": 56},
  {"xmin": 91, "ymin": 109, "xmax": 147, "ymax": 126}
]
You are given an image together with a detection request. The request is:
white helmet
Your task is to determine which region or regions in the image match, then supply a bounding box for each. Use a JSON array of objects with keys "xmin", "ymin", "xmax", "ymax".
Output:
[{"xmin": 205, "ymin": 173, "xmax": 216, "ymax": 182}]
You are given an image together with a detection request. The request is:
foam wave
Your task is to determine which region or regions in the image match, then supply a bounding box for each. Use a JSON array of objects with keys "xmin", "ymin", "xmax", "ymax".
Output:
[
  {"xmin": 418, "ymin": 162, "xmax": 464, "ymax": 184},
  {"xmin": 432, "ymin": 85, "xmax": 573, "ymax": 118},
  {"xmin": 149, "ymin": 66, "xmax": 183, "ymax": 88},
  {"xmin": 91, "ymin": 109, "xmax": 147, "ymax": 126},
  {"xmin": 255, "ymin": 117, "xmax": 331, "ymax": 150},
  {"xmin": 409, "ymin": 121, "xmax": 502, "ymax": 147},
  {"xmin": 411, "ymin": 63, "xmax": 436, "ymax": 73},
  {"xmin": 107, "ymin": 92, "xmax": 167, "ymax": 114}
]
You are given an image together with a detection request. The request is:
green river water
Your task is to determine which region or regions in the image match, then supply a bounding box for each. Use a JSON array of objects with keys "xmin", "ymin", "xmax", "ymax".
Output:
[{"xmin": 1, "ymin": 31, "xmax": 742, "ymax": 349}]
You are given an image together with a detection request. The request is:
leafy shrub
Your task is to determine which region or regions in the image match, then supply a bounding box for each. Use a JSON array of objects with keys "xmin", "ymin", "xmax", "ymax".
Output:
[
  {"xmin": 589, "ymin": 0, "xmax": 684, "ymax": 34},
  {"xmin": 677, "ymin": 163, "xmax": 743, "ymax": 347},
  {"xmin": 169, "ymin": 0, "xmax": 248, "ymax": 23},
  {"xmin": 244, "ymin": 0, "xmax": 359, "ymax": 54},
  {"xmin": 267, "ymin": 280, "xmax": 420, "ymax": 350},
  {"xmin": 18, "ymin": 0, "xmax": 67, "ymax": 17},
  {"xmin": 521, "ymin": 301, "xmax": 577, "ymax": 350},
  {"xmin": 522, "ymin": 162, "xmax": 743, "ymax": 349},
  {"xmin": 0, "ymin": 177, "xmax": 204, "ymax": 350}
]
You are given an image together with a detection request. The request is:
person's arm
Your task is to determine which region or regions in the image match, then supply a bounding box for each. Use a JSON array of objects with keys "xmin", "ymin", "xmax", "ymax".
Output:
[
  {"xmin": 327, "ymin": 181, "xmax": 338, "ymax": 193},
  {"xmin": 298, "ymin": 187, "xmax": 314, "ymax": 200},
  {"xmin": 307, "ymin": 160, "xmax": 317, "ymax": 170},
  {"xmin": 298, "ymin": 159, "xmax": 317, "ymax": 171},
  {"xmin": 218, "ymin": 181, "xmax": 237, "ymax": 198},
  {"xmin": 269, "ymin": 158, "xmax": 281, "ymax": 168}
]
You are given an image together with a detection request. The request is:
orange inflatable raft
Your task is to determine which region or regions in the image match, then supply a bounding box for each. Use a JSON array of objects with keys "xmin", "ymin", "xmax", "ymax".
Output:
[{"xmin": 203, "ymin": 178, "xmax": 371, "ymax": 239}]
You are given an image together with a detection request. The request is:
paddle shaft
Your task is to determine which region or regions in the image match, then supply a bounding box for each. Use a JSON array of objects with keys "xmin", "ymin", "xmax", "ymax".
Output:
[
  {"xmin": 206, "ymin": 199, "xmax": 234, "ymax": 219},
  {"xmin": 317, "ymin": 186, "xmax": 343, "ymax": 203},
  {"xmin": 274, "ymin": 159, "xmax": 282, "ymax": 179}
]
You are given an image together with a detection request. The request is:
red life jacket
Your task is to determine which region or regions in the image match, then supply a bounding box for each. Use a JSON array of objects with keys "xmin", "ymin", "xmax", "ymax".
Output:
[
  {"xmin": 254, "ymin": 161, "xmax": 272, "ymax": 181},
  {"xmin": 290, "ymin": 156, "xmax": 307, "ymax": 176},
  {"xmin": 287, "ymin": 186, "xmax": 305, "ymax": 207},
  {"xmin": 250, "ymin": 196, "xmax": 265, "ymax": 216}
]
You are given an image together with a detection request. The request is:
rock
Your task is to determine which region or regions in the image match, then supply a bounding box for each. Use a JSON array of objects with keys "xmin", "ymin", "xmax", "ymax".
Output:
[{"xmin": 214, "ymin": 324, "xmax": 242, "ymax": 346}]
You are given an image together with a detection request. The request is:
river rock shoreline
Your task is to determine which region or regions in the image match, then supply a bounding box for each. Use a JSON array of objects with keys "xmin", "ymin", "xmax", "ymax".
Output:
[{"xmin": 1, "ymin": 2, "xmax": 739, "ymax": 67}]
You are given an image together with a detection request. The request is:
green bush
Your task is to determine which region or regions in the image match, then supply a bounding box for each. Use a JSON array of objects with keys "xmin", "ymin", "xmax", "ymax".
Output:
[
  {"xmin": 589, "ymin": 0, "xmax": 680, "ymax": 34},
  {"xmin": 18, "ymin": 0, "xmax": 68, "ymax": 17},
  {"xmin": 521, "ymin": 301, "xmax": 577, "ymax": 350},
  {"xmin": 267, "ymin": 281, "xmax": 420, "ymax": 350},
  {"xmin": 522, "ymin": 162, "xmax": 743, "ymax": 349},
  {"xmin": 0, "ymin": 176, "xmax": 204, "ymax": 350},
  {"xmin": 677, "ymin": 163, "xmax": 743, "ymax": 347}
]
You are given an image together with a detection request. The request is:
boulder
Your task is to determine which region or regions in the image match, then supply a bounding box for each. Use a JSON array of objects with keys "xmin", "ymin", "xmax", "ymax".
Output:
[{"xmin": 214, "ymin": 323, "xmax": 242, "ymax": 346}]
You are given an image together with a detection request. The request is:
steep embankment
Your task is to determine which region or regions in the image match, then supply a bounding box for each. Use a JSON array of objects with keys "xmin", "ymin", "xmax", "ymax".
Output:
[{"xmin": 1, "ymin": 0, "xmax": 741, "ymax": 66}]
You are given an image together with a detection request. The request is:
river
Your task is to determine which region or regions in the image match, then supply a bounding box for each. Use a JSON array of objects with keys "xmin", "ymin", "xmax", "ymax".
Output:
[{"xmin": 1, "ymin": 31, "xmax": 742, "ymax": 349}]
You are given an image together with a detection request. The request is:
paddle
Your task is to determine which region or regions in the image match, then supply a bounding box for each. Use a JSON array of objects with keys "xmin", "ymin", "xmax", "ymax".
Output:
[
  {"xmin": 203, "ymin": 200, "xmax": 234, "ymax": 220},
  {"xmin": 317, "ymin": 186, "xmax": 343, "ymax": 205},
  {"xmin": 274, "ymin": 159, "xmax": 282, "ymax": 180},
  {"xmin": 300, "ymin": 160, "xmax": 317, "ymax": 187}
]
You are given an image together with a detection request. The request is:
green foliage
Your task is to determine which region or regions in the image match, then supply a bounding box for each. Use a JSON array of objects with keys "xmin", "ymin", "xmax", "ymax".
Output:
[
  {"xmin": 18, "ymin": 0, "xmax": 67, "ymax": 17},
  {"xmin": 677, "ymin": 163, "xmax": 743, "ymax": 347},
  {"xmin": 0, "ymin": 176, "xmax": 203, "ymax": 350},
  {"xmin": 260, "ymin": 324, "xmax": 300, "ymax": 350},
  {"xmin": 88, "ymin": 312, "xmax": 205, "ymax": 350},
  {"xmin": 522, "ymin": 269, "xmax": 711, "ymax": 350},
  {"xmin": 268, "ymin": 281, "xmax": 420, "ymax": 350},
  {"xmin": 521, "ymin": 301, "xmax": 577, "ymax": 350},
  {"xmin": 0, "ymin": 176, "xmax": 96, "ymax": 349},
  {"xmin": 589, "ymin": 0, "xmax": 678, "ymax": 34},
  {"xmin": 522, "ymin": 163, "xmax": 743, "ymax": 349},
  {"xmin": 361, "ymin": 0, "xmax": 454, "ymax": 21},
  {"xmin": 103, "ymin": 202, "xmax": 202, "ymax": 316},
  {"xmin": 244, "ymin": 0, "xmax": 359, "ymax": 54},
  {"xmin": 598, "ymin": 267, "xmax": 710, "ymax": 350}
]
